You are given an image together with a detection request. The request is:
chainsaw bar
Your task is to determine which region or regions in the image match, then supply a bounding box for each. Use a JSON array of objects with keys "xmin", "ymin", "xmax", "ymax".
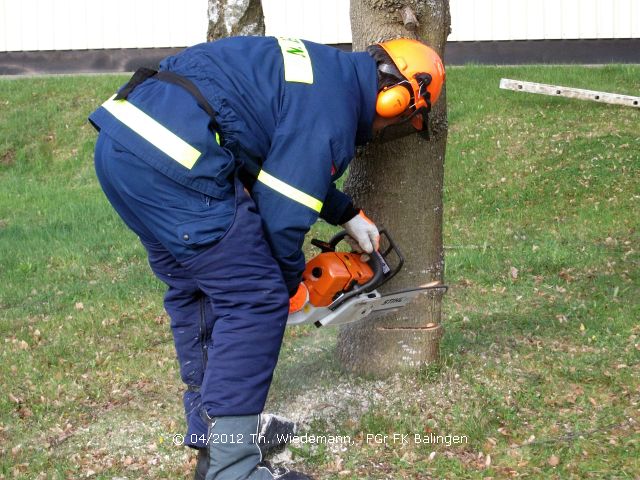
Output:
[{"xmin": 287, "ymin": 283, "xmax": 448, "ymax": 328}]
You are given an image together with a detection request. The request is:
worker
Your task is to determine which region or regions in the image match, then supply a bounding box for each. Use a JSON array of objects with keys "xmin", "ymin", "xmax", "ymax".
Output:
[{"xmin": 89, "ymin": 36, "xmax": 444, "ymax": 480}]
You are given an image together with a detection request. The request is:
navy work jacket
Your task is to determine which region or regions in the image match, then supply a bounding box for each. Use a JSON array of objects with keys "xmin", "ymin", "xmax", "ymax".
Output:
[{"xmin": 89, "ymin": 36, "xmax": 378, "ymax": 293}]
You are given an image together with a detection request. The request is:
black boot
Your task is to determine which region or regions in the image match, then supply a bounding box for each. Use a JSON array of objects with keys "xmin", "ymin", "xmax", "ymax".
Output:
[
  {"xmin": 258, "ymin": 460, "xmax": 315, "ymax": 480},
  {"xmin": 195, "ymin": 450, "xmax": 314, "ymax": 480},
  {"xmin": 194, "ymin": 414, "xmax": 297, "ymax": 480},
  {"xmin": 258, "ymin": 414, "xmax": 297, "ymax": 457},
  {"xmin": 194, "ymin": 447, "xmax": 209, "ymax": 480}
]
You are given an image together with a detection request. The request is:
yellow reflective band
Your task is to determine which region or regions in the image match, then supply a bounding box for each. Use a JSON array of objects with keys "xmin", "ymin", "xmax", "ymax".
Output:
[
  {"xmin": 102, "ymin": 95, "xmax": 202, "ymax": 170},
  {"xmin": 277, "ymin": 37, "xmax": 314, "ymax": 84},
  {"xmin": 257, "ymin": 170, "xmax": 323, "ymax": 213}
]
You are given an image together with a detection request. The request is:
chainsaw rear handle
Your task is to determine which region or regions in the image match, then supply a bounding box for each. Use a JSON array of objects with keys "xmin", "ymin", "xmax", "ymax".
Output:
[{"xmin": 312, "ymin": 229, "xmax": 404, "ymax": 311}]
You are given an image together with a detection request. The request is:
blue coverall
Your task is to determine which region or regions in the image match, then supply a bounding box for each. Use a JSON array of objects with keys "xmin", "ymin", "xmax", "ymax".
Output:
[{"xmin": 90, "ymin": 36, "xmax": 378, "ymax": 448}]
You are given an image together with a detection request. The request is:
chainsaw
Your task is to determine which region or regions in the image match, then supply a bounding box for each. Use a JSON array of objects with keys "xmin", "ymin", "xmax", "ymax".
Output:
[{"xmin": 287, "ymin": 230, "xmax": 448, "ymax": 328}]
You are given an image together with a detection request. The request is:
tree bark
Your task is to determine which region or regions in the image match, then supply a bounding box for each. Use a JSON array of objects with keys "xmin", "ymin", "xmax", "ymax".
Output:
[
  {"xmin": 207, "ymin": 0, "xmax": 265, "ymax": 40},
  {"xmin": 337, "ymin": 0, "xmax": 451, "ymax": 377}
]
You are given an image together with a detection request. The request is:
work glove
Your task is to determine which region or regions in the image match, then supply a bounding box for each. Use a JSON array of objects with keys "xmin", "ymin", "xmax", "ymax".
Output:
[
  {"xmin": 342, "ymin": 210, "xmax": 380, "ymax": 254},
  {"xmin": 289, "ymin": 283, "xmax": 309, "ymax": 313}
]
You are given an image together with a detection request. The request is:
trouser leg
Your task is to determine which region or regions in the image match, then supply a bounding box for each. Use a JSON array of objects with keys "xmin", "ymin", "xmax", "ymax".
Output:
[
  {"xmin": 180, "ymin": 181, "xmax": 289, "ymax": 418},
  {"xmin": 145, "ymin": 243, "xmax": 214, "ymax": 449}
]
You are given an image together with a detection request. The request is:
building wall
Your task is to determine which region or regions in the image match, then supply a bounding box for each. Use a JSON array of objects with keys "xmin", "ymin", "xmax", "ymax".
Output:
[
  {"xmin": 0, "ymin": 0, "xmax": 208, "ymax": 51},
  {"xmin": 1, "ymin": 0, "xmax": 639, "ymax": 52},
  {"xmin": 449, "ymin": 0, "xmax": 640, "ymax": 41}
]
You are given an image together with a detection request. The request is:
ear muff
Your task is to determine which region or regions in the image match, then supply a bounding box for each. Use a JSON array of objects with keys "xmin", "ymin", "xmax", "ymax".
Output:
[{"xmin": 376, "ymin": 84, "xmax": 411, "ymax": 118}]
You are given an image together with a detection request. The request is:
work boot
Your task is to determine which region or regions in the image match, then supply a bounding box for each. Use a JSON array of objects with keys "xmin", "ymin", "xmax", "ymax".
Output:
[
  {"xmin": 257, "ymin": 460, "xmax": 315, "ymax": 479},
  {"xmin": 194, "ymin": 414, "xmax": 298, "ymax": 480},
  {"xmin": 194, "ymin": 448, "xmax": 209, "ymax": 480},
  {"xmin": 202, "ymin": 415, "xmax": 312, "ymax": 480},
  {"xmin": 258, "ymin": 414, "xmax": 297, "ymax": 457}
]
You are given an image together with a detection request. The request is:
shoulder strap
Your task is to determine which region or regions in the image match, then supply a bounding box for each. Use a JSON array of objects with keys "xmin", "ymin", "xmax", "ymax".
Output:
[
  {"xmin": 155, "ymin": 71, "xmax": 218, "ymax": 123},
  {"xmin": 113, "ymin": 67, "xmax": 223, "ymax": 142},
  {"xmin": 114, "ymin": 67, "xmax": 158, "ymax": 100}
]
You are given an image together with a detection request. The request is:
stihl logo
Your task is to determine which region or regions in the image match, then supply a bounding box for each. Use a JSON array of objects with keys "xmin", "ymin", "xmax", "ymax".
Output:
[{"xmin": 382, "ymin": 298, "xmax": 403, "ymax": 305}]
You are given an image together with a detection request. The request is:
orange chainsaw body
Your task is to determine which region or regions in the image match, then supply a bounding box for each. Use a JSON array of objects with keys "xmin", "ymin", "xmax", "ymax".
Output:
[{"xmin": 302, "ymin": 251, "xmax": 374, "ymax": 307}]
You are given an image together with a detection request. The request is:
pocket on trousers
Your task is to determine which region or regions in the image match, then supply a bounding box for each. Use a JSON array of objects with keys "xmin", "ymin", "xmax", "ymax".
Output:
[{"xmin": 175, "ymin": 210, "xmax": 234, "ymax": 248}]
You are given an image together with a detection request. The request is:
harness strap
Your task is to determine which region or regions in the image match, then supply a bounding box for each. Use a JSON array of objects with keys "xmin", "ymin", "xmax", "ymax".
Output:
[
  {"xmin": 114, "ymin": 67, "xmax": 223, "ymax": 144},
  {"xmin": 114, "ymin": 67, "xmax": 157, "ymax": 100}
]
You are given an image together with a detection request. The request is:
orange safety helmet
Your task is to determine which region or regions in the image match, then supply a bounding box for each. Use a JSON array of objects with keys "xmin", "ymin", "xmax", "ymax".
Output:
[{"xmin": 368, "ymin": 38, "xmax": 445, "ymax": 137}]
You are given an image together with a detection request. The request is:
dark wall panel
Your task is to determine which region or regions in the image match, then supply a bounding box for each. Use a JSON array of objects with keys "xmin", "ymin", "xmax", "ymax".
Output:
[{"xmin": 1, "ymin": 39, "xmax": 639, "ymax": 75}]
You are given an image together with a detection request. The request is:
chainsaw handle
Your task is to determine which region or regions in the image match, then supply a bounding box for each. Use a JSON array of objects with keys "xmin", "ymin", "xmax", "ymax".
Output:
[
  {"xmin": 326, "ymin": 230, "xmax": 351, "ymax": 250},
  {"xmin": 377, "ymin": 229, "xmax": 404, "ymax": 284}
]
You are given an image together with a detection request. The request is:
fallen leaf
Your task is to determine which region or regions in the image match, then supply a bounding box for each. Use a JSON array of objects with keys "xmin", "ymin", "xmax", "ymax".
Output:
[
  {"xmin": 510, "ymin": 267, "xmax": 519, "ymax": 280},
  {"xmin": 522, "ymin": 435, "xmax": 535, "ymax": 445},
  {"xmin": 18, "ymin": 407, "xmax": 33, "ymax": 418},
  {"xmin": 548, "ymin": 455, "xmax": 560, "ymax": 466}
]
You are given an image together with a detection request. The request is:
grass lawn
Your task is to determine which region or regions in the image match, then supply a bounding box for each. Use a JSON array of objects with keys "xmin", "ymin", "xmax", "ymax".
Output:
[{"xmin": 1, "ymin": 65, "xmax": 638, "ymax": 479}]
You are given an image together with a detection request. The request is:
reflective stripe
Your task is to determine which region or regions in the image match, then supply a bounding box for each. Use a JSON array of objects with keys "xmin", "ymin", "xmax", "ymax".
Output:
[
  {"xmin": 257, "ymin": 170, "xmax": 323, "ymax": 213},
  {"xmin": 277, "ymin": 37, "xmax": 314, "ymax": 84},
  {"xmin": 101, "ymin": 95, "xmax": 202, "ymax": 170}
]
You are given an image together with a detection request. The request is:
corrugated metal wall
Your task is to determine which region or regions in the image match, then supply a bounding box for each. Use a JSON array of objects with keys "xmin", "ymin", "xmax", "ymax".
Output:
[{"xmin": 1, "ymin": 0, "xmax": 639, "ymax": 52}]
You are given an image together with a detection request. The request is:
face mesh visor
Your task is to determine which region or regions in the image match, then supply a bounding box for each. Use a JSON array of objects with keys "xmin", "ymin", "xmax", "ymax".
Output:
[{"xmin": 374, "ymin": 107, "xmax": 430, "ymax": 143}]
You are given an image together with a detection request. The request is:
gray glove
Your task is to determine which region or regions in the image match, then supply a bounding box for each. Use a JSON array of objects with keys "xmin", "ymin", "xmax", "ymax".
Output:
[{"xmin": 342, "ymin": 210, "xmax": 380, "ymax": 253}]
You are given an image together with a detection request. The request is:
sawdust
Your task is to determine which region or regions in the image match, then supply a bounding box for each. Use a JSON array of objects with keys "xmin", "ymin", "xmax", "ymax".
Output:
[
  {"xmin": 267, "ymin": 368, "xmax": 470, "ymax": 462},
  {"xmin": 261, "ymin": 327, "xmax": 475, "ymax": 465}
]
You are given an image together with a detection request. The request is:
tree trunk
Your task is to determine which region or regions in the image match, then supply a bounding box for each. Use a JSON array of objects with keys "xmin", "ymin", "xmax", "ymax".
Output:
[
  {"xmin": 207, "ymin": 0, "xmax": 265, "ymax": 40},
  {"xmin": 337, "ymin": 0, "xmax": 451, "ymax": 377}
]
